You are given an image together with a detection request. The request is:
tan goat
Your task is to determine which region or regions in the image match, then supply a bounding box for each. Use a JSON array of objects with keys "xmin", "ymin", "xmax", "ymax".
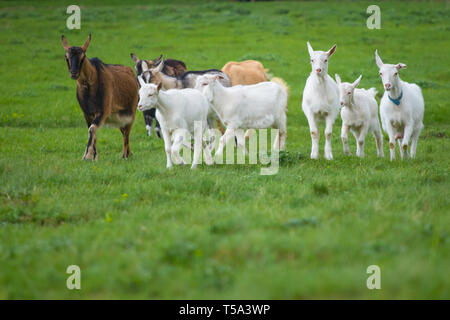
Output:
[{"xmin": 221, "ymin": 60, "xmax": 267, "ymax": 86}]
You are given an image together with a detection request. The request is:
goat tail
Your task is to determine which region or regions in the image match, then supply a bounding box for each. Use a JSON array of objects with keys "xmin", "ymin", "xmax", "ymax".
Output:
[
  {"xmin": 366, "ymin": 87, "xmax": 378, "ymax": 98},
  {"xmin": 271, "ymin": 77, "xmax": 290, "ymax": 98}
]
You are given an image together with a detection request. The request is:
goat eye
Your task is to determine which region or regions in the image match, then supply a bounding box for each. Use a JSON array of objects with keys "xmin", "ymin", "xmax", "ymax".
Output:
[
  {"xmin": 347, "ymin": 92, "xmax": 351, "ymax": 95},
  {"xmin": 324, "ymin": 59, "xmax": 328, "ymax": 63},
  {"xmin": 311, "ymin": 59, "xmax": 314, "ymax": 63},
  {"xmin": 394, "ymin": 72, "xmax": 398, "ymax": 76}
]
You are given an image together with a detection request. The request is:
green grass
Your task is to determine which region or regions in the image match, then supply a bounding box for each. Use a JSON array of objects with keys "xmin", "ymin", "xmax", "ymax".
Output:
[{"xmin": 0, "ymin": 0, "xmax": 449, "ymax": 299}]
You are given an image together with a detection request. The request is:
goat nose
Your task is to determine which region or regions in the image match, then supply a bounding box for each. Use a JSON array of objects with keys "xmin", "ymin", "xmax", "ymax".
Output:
[
  {"xmin": 340, "ymin": 102, "xmax": 344, "ymax": 106},
  {"xmin": 316, "ymin": 68, "xmax": 321, "ymax": 73},
  {"xmin": 385, "ymin": 83, "xmax": 391, "ymax": 89}
]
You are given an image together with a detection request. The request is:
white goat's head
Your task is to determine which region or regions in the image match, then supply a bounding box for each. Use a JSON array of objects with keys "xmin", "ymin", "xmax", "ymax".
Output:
[
  {"xmin": 194, "ymin": 74, "xmax": 225, "ymax": 102},
  {"xmin": 195, "ymin": 74, "xmax": 219, "ymax": 89},
  {"xmin": 335, "ymin": 74, "xmax": 362, "ymax": 107},
  {"xmin": 375, "ymin": 50, "xmax": 406, "ymax": 92},
  {"xmin": 307, "ymin": 41, "xmax": 337, "ymax": 77},
  {"xmin": 137, "ymin": 77, "xmax": 161, "ymax": 112}
]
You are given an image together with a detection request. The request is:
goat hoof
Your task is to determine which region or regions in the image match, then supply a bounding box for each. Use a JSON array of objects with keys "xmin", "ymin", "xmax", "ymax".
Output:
[
  {"xmin": 122, "ymin": 151, "xmax": 133, "ymax": 159},
  {"xmin": 83, "ymin": 153, "xmax": 94, "ymax": 160}
]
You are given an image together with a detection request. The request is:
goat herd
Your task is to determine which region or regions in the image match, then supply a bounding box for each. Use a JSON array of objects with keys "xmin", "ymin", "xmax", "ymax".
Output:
[{"xmin": 62, "ymin": 34, "xmax": 425, "ymax": 169}]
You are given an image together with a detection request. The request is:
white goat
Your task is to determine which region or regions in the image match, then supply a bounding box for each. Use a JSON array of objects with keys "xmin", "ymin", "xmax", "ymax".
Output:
[
  {"xmin": 196, "ymin": 74, "xmax": 288, "ymax": 157},
  {"xmin": 137, "ymin": 78, "xmax": 213, "ymax": 169},
  {"xmin": 302, "ymin": 42, "xmax": 340, "ymax": 160},
  {"xmin": 375, "ymin": 50, "xmax": 424, "ymax": 160},
  {"xmin": 335, "ymin": 74, "xmax": 384, "ymax": 158}
]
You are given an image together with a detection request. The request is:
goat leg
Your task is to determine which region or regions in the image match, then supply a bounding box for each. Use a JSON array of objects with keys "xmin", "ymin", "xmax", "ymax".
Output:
[
  {"xmin": 83, "ymin": 123, "xmax": 99, "ymax": 160},
  {"xmin": 120, "ymin": 123, "xmax": 133, "ymax": 158}
]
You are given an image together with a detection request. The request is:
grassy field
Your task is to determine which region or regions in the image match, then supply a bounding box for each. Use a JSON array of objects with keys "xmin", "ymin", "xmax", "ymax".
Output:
[{"xmin": 0, "ymin": 0, "xmax": 449, "ymax": 299}]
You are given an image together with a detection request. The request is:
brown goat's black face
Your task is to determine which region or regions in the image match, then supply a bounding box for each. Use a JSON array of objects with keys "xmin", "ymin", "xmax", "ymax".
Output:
[
  {"xmin": 65, "ymin": 47, "xmax": 85, "ymax": 80},
  {"xmin": 62, "ymin": 34, "xmax": 91, "ymax": 80}
]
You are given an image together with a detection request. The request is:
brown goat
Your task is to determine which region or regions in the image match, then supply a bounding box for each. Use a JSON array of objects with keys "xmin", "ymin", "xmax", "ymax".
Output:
[
  {"xmin": 62, "ymin": 34, "xmax": 138, "ymax": 160},
  {"xmin": 221, "ymin": 60, "xmax": 267, "ymax": 86}
]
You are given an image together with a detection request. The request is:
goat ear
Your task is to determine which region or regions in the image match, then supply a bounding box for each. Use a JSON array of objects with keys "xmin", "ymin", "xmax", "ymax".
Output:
[
  {"xmin": 153, "ymin": 54, "xmax": 163, "ymax": 66},
  {"xmin": 327, "ymin": 44, "xmax": 337, "ymax": 57},
  {"xmin": 141, "ymin": 60, "xmax": 149, "ymax": 72},
  {"xmin": 396, "ymin": 63, "xmax": 407, "ymax": 70},
  {"xmin": 138, "ymin": 76, "xmax": 145, "ymax": 87},
  {"xmin": 130, "ymin": 53, "xmax": 139, "ymax": 63},
  {"xmin": 81, "ymin": 33, "xmax": 91, "ymax": 52},
  {"xmin": 307, "ymin": 41, "xmax": 314, "ymax": 56},
  {"xmin": 375, "ymin": 50, "xmax": 383, "ymax": 68},
  {"xmin": 352, "ymin": 74, "xmax": 362, "ymax": 88},
  {"xmin": 61, "ymin": 35, "xmax": 70, "ymax": 51},
  {"xmin": 155, "ymin": 58, "xmax": 164, "ymax": 72},
  {"xmin": 335, "ymin": 74, "xmax": 341, "ymax": 85}
]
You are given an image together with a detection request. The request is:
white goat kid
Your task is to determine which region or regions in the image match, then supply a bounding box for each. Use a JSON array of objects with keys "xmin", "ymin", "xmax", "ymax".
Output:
[
  {"xmin": 335, "ymin": 74, "xmax": 384, "ymax": 158},
  {"xmin": 137, "ymin": 78, "xmax": 213, "ymax": 169},
  {"xmin": 302, "ymin": 42, "xmax": 340, "ymax": 160},
  {"xmin": 196, "ymin": 74, "xmax": 288, "ymax": 158},
  {"xmin": 375, "ymin": 50, "xmax": 424, "ymax": 160}
]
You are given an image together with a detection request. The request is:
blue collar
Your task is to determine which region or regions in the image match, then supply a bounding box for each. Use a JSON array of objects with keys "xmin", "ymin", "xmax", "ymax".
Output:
[{"xmin": 388, "ymin": 90, "xmax": 403, "ymax": 106}]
